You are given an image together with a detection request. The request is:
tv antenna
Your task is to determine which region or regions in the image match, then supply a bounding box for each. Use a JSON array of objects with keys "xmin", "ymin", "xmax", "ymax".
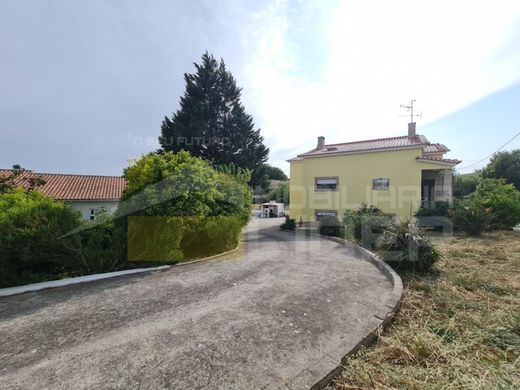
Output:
[{"xmin": 400, "ymin": 99, "xmax": 422, "ymax": 122}]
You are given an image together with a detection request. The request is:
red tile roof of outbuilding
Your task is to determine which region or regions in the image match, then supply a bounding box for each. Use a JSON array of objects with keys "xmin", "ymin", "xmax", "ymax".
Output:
[{"xmin": 0, "ymin": 169, "xmax": 125, "ymax": 201}]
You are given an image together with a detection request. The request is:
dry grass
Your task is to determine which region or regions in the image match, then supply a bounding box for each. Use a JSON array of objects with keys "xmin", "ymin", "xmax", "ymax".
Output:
[{"xmin": 330, "ymin": 231, "xmax": 520, "ymax": 390}]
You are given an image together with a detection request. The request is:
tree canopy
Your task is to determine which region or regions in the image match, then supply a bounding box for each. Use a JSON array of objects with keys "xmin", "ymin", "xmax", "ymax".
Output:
[
  {"xmin": 481, "ymin": 149, "xmax": 520, "ymax": 190},
  {"xmin": 158, "ymin": 52, "xmax": 269, "ymax": 183},
  {"xmin": 264, "ymin": 164, "xmax": 288, "ymax": 181}
]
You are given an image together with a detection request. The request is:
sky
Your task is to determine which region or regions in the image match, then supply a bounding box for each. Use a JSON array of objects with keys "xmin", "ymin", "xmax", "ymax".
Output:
[{"xmin": 1, "ymin": 0, "xmax": 519, "ymax": 176}]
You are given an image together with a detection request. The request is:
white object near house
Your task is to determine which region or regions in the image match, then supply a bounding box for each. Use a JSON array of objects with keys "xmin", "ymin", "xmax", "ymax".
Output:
[
  {"xmin": 260, "ymin": 201, "xmax": 285, "ymax": 217},
  {"xmin": 0, "ymin": 169, "xmax": 125, "ymax": 220}
]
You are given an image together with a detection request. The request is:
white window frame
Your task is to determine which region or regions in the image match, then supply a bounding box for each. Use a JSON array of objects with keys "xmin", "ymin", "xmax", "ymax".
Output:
[
  {"xmin": 315, "ymin": 176, "xmax": 339, "ymax": 191},
  {"xmin": 315, "ymin": 209, "xmax": 338, "ymax": 221}
]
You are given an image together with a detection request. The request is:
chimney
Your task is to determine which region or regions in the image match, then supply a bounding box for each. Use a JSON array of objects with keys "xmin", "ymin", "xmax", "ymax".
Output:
[
  {"xmin": 317, "ymin": 136, "xmax": 325, "ymax": 149},
  {"xmin": 408, "ymin": 122, "xmax": 416, "ymax": 138}
]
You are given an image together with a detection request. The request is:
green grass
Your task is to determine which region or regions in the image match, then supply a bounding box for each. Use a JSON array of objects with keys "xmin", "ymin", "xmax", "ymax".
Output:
[{"xmin": 329, "ymin": 231, "xmax": 520, "ymax": 389}]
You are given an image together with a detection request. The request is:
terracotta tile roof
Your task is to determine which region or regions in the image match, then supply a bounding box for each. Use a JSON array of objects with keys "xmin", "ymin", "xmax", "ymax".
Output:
[
  {"xmin": 416, "ymin": 156, "xmax": 461, "ymax": 165},
  {"xmin": 423, "ymin": 143, "xmax": 450, "ymax": 154},
  {"xmin": 0, "ymin": 169, "xmax": 125, "ymax": 201},
  {"xmin": 291, "ymin": 134, "xmax": 457, "ymax": 162}
]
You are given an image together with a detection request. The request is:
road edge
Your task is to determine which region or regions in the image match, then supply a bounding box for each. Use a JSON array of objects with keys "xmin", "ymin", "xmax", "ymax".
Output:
[
  {"xmin": 285, "ymin": 229, "xmax": 403, "ymax": 390},
  {"xmin": 0, "ymin": 243, "xmax": 241, "ymax": 298}
]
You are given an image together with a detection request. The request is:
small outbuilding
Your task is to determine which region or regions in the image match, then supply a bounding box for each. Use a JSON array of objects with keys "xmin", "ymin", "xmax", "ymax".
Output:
[{"xmin": 260, "ymin": 201, "xmax": 285, "ymax": 218}]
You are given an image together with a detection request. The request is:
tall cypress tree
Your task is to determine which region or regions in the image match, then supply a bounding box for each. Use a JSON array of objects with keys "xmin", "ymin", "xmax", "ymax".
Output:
[{"xmin": 159, "ymin": 52, "xmax": 269, "ymax": 179}]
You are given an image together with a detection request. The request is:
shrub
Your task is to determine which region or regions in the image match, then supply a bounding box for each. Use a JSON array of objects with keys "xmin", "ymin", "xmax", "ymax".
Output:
[
  {"xmin": 66, "ymin": 212, "xmax": 123, "ymax": 274},
  {"xmin": 415, "ymin": 201, "xmax": 451, "ymax": 231},
  {"xmin": 319, "ymin": 215, "xmax": 341, "ymax": 237},
  {"xmin": 280, "ymin": 216, "xmax": 296, "ymax": 231},
  {"xmin": 449, "ymin": 179, "xmax": 520, "ymax": 236},
  {"xmin": 343, "ymin": 204, "xmax": 392, "ymax": 248},
  {"xmin": 378, "ymin": 219, "xmax": 440, "ymax": 273},
  {"xmin": 450, "ymin": 199, "xmax": 495, "ymax": 236},
  {"xmin": 473, "ymin": 178, "xmax": 520, "ymax": 230},
  {"xmin": 116, "ymin": 151, "xmax": 251, "ymax": 262},
  {"xmin": 0, "ymin": 189, "xmax": 82, "ymax": 287}
]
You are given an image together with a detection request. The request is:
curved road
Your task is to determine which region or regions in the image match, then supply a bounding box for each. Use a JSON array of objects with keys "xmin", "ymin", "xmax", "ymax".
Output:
[{"xmin": 0, "ymin": 219, "xmax": 396, "ymax": 389}]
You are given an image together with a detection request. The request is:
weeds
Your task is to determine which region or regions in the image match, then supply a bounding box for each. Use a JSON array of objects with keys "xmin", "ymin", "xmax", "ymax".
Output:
[{"xmin": 330, "ymin": 231, "xmax": 520, "ymax": 389}]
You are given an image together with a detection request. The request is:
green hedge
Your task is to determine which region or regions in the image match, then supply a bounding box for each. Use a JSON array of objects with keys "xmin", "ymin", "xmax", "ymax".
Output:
[
  {"xmin": 116, "ymin": 151, "xmax": 251, "ymax": 263},
  {"xmin": 0, "ymin": 189, "xmax": 81, "ymax": 287}
]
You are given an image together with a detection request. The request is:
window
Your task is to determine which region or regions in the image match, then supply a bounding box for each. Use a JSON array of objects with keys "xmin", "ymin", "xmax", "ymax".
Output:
[
  {"xmin": 315, "ymin": 176, "xmax": 338, "ymax": 191},
  {"xmin": 372, "ymin": 178, "xmax": 390, "ymax": 190},
  {"xmin": 89, "ymin": 208, "xmax": 96, "ymax": 221},
  {"xmin": 315, "ymin": 210, "xmax": 337, "ymax": 221}
]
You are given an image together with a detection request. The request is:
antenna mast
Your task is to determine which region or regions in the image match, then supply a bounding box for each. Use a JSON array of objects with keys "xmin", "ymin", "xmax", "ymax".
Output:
[{"xmin": 399, "ymin": 99, "xmax": 421, "ymax": 122}]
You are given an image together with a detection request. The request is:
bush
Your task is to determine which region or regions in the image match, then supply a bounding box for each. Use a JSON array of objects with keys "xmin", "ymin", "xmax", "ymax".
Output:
[
  {"xmin": 67, "ymin": 212, "xmax": 123, "ymax": 274},
  {"xmin": 450, "ymin": 199, "xmax": 494, "ymax": 236},
  {"xmin": 343, "ymin": 204, "xmax": 392, "ymax": 248},
  {"xmin": 319, "ymin": 215, "xmax": 341, "ymax": 237},
  {"xmin": 473, "ymin": 178, "xmax": 520, "ymax": 230},
  {"xmin": 415, "ymin": 201, "xmax": 451, "ymax": 231},
  {"xmin": 280, "ymin": 216, "xmax": 296, "ymax": 231},
  {"xmin": 378, "ymin": 219, "xmax": 439, "ymax": 273},
  {"xmin": 449, "ymin": 179, "xmax": 520, "ymax": 236},
  {"xmin": 0, "ymin": 189, "xmax": 82, "ymax": 287},
  {"xmin": 116, "ymin": 151, "xmax": 251, "ymax": 262}
]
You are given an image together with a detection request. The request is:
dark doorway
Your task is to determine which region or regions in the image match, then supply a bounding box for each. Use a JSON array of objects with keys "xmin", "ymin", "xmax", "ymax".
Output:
[{"xmin": 421, "ymin": 179, "xmax": 435, "ymax": 208}]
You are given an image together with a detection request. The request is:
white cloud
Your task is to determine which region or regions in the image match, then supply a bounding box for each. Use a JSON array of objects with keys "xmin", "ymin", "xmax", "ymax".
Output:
[{"xmin": 239, "ymin": 0, "xmax": 520, "ymax": 172}]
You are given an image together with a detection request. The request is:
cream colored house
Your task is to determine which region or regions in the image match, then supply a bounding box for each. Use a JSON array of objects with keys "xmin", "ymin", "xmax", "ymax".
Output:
[{"xmin": 288, "ymin": 123, "xmax": 460, "ymax": 222}]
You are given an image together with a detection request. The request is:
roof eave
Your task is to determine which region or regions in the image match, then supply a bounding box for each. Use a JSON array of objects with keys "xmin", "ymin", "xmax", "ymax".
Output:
[{"xmin": 293, "ymin": 144, "xmax": 425, "ymax": 160}]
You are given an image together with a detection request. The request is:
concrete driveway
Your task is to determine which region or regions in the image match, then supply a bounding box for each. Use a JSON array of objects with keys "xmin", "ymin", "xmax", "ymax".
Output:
[{"xmin": 0, "ymin": 219, "xmax": 398, "ymax": 389}]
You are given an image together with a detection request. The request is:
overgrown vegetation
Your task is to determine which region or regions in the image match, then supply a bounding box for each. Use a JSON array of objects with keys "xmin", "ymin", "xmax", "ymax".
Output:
[
  {"xmin": 378, "ymin": 219, "xmax": 440, "ymax": 273},
  {"xmin": 450, "ymin": 178, "xmax": 520, "ymax": 236},
  {"xmin": 343, "ymin": 204, "xmax": 392, "ymax": 248},
  {"xmin": 330, "ymin": 231, "xmax": 520, "ymax": 389}
]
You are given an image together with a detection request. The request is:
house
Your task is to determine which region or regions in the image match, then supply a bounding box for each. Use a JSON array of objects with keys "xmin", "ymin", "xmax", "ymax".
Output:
[
  {"xmin": 287, "ymin": 123, "xmax": 461, "ymax": 222},
  {"xmin": 0, "ymin": 169, "xmax": 125, "ymax": 220}
]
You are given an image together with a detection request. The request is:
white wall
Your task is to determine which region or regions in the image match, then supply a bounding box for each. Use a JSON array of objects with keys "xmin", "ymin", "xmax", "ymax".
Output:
[{"xmin": 66, "ymin": 200, "xmax": 119, "ymax": 220}]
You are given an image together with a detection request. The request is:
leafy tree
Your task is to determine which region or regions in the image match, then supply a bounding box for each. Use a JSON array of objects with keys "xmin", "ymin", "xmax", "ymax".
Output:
[
  {"xmin": 481, "ymin": 150, "xmax": 520, "ymax": 190},
  {"xmin": 453, "ymin": 172, "xmax": 480, "ymax": 198},
  {"xmin": 250, "ymin": 164, "xmax": 271, "ymax": 194},
  {"xmin": 268, "ymin": 183, "xmax": 289, "ymax": 204},
  {"xmin": 264, "ymin": 164, "xmax": 288, "ymax": 180},
  {"xmin": 158, "ymin": 52, "xmax": 269, "ymax": 187}
]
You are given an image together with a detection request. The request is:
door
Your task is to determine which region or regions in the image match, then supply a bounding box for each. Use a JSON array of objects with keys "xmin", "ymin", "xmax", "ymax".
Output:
[{"xmin": 421, "ymin": 179, "xmax": 435, "ymax": 208}]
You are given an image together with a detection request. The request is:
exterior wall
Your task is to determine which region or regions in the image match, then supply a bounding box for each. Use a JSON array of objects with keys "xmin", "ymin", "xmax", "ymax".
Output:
[
  {"xmin": 290, "ymin": 147, "xmax": 431, "ymax": 221},
  {"xmin": 65, "ymin": 200, "xmax": 119, "ymax": 220}
]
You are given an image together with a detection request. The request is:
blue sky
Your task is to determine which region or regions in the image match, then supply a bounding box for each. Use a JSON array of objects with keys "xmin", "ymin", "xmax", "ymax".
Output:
[{"xmin": 0, "ymin": 0, "xmax": 519, "ymax": 176}]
